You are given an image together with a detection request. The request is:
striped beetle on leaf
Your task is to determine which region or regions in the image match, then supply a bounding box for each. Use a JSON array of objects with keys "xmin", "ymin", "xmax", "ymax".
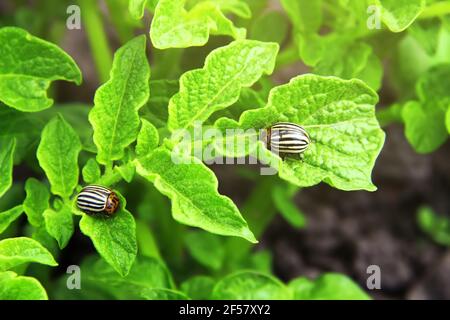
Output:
[
  {"xmin": 263, "ymin": 122, "xmax": 311, "ymax": 157},
  {"xmin": 76, "ymin": 185, "xmax": 119, "ymax": 216}
]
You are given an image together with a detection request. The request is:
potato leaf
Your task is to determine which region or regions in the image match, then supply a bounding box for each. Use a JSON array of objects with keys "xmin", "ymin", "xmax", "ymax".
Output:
[
  {"xmin": 89, "ymin": 35, "xmax": 150, "ymax": 165},
  {"xmin": 185, "ymin": 231, "xmax": 225, "ymax": 270},
  {"xmin": 289, "ymin": 273, "xmax": 370, "ymax": 300},
  {"xmin": 82, "ymin": 159, "xmax": 101, "ymax": 184},
  {"xmin": 215, "ymin": 74, "xmax": 385, "ymax": 191},
  {"xmin": 0, "ymin": 27, "xmax": 81, "ymax": 111},
  {"xmin": 447, "ymin": 107, "xmax": 450, "ymax": 134},
  {"xmin": 250, "ymin": 11, "xmax": 289, "ymax": 45},
  {"xmin": 150, "ymin": 0, "xmax": 246, "ymax": 49},
  {"xmin": 417, "ymin": 206, "xmax": 450, "ymax": 246},
  {"xmin": 136, "ymin": 119, "xmax": 159, "ymax": 158},
  {"xmin": 80, "ymin": 256, "xmax": 174, "ymax": 299},
  {"xmin": 36, "ymin": 114, "xmax": 81, "ymax": 199},
  {"xmin": 168, "ymin": 40, "xmax": 278, "ymax": 132},
  {"xmin": 181, "ymin": 275, "xmax": 215, "ymax": 299},
  {"xmin": 140, "ymin": 288, "xmax": 189, "ymax": 300},
  {"xmin": 129, "ymin": 0, "xmax": 147, "ymax": 19},
  {"xmin": 402, "ymin": 64, "xmax": 450, "ymax": 153},
  {"xmin": 0, "ymin": 107, "xmax": 41, "ymax": 163},
  {"xmin": 376, "ymin": 0, "xmax": 426, "ymax": 32},
  {"xmin": 79, "ymin": 192, "xmax": 137, "ymax": 277},
  {"xmin": 0, "ymin": 205, "xmax": 23, "ymax": 234},
  {"xmin": 0, "ymin": 137, "xmax": 15, "ymax": 198},
  {"xmin": 211, "ymin": 271, "xmax": 291, "ymax": 299},
  {"xmin": 141, "ymin": 80, "xmax": 179, "ymax": 128},
  {"xmin": 0, "ymin": 237, "xmax": 57, "ymax": 271},
  {"xmin": 403, "ymin": 101, "xmax": 448, "ymax": 153},
  {"xmin": 43, "ymin": 205, "xmax": 74, "ymax": 249},
  {"xmin": 23, "ymin": 178, "xmax": 50, "ymax": 227},
  {"xmin": 0, "ymin": 271, "xmax": 47, "ymax": 300},
  {"xmin": 280, "ymin": 0, "xmax": 322, "ymax": 34},
  {"xmin": 136, "ymin": 148, "xmax": 256, "ymax": 243},
  {"xmin": 313, "ymin": 38, "xmax": 382, "ymax": 91}
]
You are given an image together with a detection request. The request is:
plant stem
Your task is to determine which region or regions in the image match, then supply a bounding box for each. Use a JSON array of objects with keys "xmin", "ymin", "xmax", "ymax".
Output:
[{"xmin": 79, "ymin": 0, "xmax": 113, "ymax": 83}]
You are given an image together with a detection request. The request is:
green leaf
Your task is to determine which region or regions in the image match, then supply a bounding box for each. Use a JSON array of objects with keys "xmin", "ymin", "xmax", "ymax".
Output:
[
  {"xmin": 0, "ymin": 27, "xmax": 81, "ymax": 111},
  {"xmin": 136, "ymin": 219, "xmax": 161, "ymax": 259},
  {"xmin": 31, "ymin": 226, "xmax": 59, "ymax": 258},
  {"xmin": 168, "ymin": 40, "xmax": 278, "ymax": 132},
  {"xmin": 0, "ymin": 237, "xmax": 57, "ymax": 271},
  {"xmin": 43, "ymin": 205, "xmax": 74, "ymax": 249},
  {"xmin": 0, "ymin": 137, "xmax": 15, "ymax": 198},
  {"xmin": 23, "ymin": 178, "xmax": 50, "ymax": 227},
  {"xmin": 417, "ymin": 206, "xmax": 450, "ymax": 246},
  {"xmin": 402, "ymin": 64, "xmax": 450, "ymax": 153},
  {"xmin": 136, "ymin": 148, "xmax": 256, "ymax": 242},
  {"xmin": 141, "ymin": 80, "xmax": 179, "ymax": 128},
  {"xmin": 214, "ymin": 0, "xmax": 252, "ymax": 19},
  {"xmin": 313, "ymin": 37, "xmax": 383, "ymax": 91},
  {"xmin": 115, "ymin": 162, "xmax": 136, "ymax": 183},
  {"xmin": 0, "ymin": 271, "xmax": 47, "ymax": 300},
  {"xmin": 250, "ymin": 11, "xmax": 289, "ymax": 45},
  {"xmin": 272, "ymin": 185, "xmax": 306, "ymax": 228},
  {"xmin": 281, "ymin": 0, "xmax": 322, "ymax": 34},
  {"xmin": 136, "ymin": 119, "xmax": 159, "ymax": 158},
  {"xmin": 416, "ymin": 64, "xmax": 450, "ymax": 106},
  {"xmin": 140, "ymin": 288, "xmax": 189, "ymax": 300},
  {"xmin": 402, "ymin": 101, "xmax": 448, "ymax": 153},
  {"xmin": 377, "ymin": 103, "xmax": 404, "ymax": 126},
  {"xmin": 0, "ymin": 205, "xmax": 23, "ymax": 234},
  {"xmin": 180, "ymin": 275, "xmax": 215, "ymax": 299},
  {"xmin": 409, "ymin": 18, "xmax": 442, "ymax": 56},
  {"xmin": 79, "ymin": 192, "xmax": 137, "ymax": 277},
  {"xmin": 150, "ymin": 0, "xmax": 246, "ymax": 49},
  {"xmin": 288, "ymin": 277, "xmax": 314, "ymax": 299},
  {"xmin": 447, "ymin": 107, "xmax": 450, "ymax": 134},
  {"xmin": 289, "ymin": 273, "xmax": 370, "ymax": 300},
  {"xmin": 89, "ymin": 35, "xmax": 150, "ymax": 165},
  {"xmin": 48, "ymin": 104, "xmax": 96, "ymax": 153},
  {"xmin": 377, "ymin": 0, "xmax": 426, "ymax": 32},
  {"xmin": 185, "ymin": 231, "xmax": 225, "ymax": 270},
  {"xmin": 81, "ymin": 256, "xmax": 174, "ymax": 299},
  {"xmin": 215, "ymin": 74, "xmax": 385, "ymax": 191},
  {"xmin": 82, "ymin": 159, "xmax": 101, "ymax": 184},
  {"xmin": 212, "ymin": 271, "xmax": 290, "ymax": 299},
  {"xmin": 247, "ymin": 250, "xmax": 273, "ymax": 274},
  {"xmin": 129, "ymin": 0, "xmax": 147, "ymax": 19},
  {"xmin": 147, "ymin": 0, "xmax": 159, "ymax": 12},
  {"xmin": 37, "ymin": 114, "xmax": 81, "ymax": 198},
  {"xmin": 0, "ymin": 107, "xmax": 41, "ymax": 163}
]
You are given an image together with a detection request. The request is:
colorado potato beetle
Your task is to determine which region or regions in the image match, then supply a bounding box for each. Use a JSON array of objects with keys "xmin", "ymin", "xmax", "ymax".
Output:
[
  {"xmin": 76, "ymin": 185, "xmax": 119, "ymax": 216},
  {"xmin": 264, "ymin": 122, "xmax": 311, "ymax": 155}
]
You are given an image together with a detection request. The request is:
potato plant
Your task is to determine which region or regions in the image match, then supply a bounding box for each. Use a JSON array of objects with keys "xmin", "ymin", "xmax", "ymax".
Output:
[{"xmin": 0, "ymin": 0, "xmax": 449, "ymax": 300}]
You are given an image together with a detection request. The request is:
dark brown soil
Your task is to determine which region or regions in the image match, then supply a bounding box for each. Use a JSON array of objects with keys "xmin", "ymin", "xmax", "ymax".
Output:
[{"xmin": 259, "ymin": 125, "xmax": 450, "ymax": 300}]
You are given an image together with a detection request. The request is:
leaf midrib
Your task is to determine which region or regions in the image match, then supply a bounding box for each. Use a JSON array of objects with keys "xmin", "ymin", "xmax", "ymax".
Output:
[{"xmin": 106, "ymin": 47, "xmax": 140, "ymax": 163}]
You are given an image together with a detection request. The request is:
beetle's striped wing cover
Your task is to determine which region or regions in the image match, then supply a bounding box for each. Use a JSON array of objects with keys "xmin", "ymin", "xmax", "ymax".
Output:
[
  {"xmin": 76, "ymin": 185, "xmax": 112, "ymax": 213},
  {"xmin": 268, "ymin": 122, "xmax": 310, "ymax": 154}
]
